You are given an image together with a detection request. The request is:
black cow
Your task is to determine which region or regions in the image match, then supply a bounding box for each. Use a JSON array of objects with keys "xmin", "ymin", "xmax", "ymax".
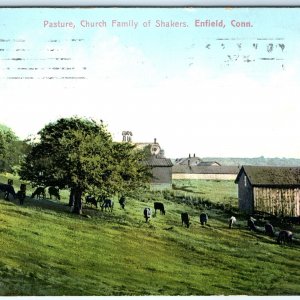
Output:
[
  {"xmin": 16, "ymin": 190, "xmax": 26, "ymax": 205},
  {"xmin": 154, "ymin": 202, "xmax": 165, "ymax": 215},
  {"xmin": 247, "ymin": 217, "xmax": 257, "ymax": 231},
  {"xmin": 265, "ymin": 223, "xmax": 275, "ymax": 237},
  {"xmin": 181, "ymin": 212, "xmax": 190, "ymax": 228},
  {"xmin": 31, "ymin": 187, "xmax": 46, "ymax": 199},
  {"xmin": 101, "ymin": 199, "xmax": 114, "ymax": 212},
  {"xmin": 200, "ymin": 213, "xmax": 208, "ymax": 226},
  {"xmin": 119, "ymin": 196, "xmax": 126, "ymax": 209},
  {"xmin": 48, "ymin": 186, "xmax": 60, "ymax": 200},
  {"xmin": 85, "ymin": 195, "xmax": 97, "ymax": 208},
  {"xmin": 0, "ymin": 183, "xmax": 16, "ymax": 200},
  {"xmin": 144, "ymin": 207, "xmax": 152, "ymax": 222},
  {"xmin": 277, "ymin": 230, "xmax": 293, "ymax": 245}
]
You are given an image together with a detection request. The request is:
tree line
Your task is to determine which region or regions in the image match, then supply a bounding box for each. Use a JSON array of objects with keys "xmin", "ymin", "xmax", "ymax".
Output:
[{"xmin": 0, "ymin": 124, "xmax": 31, "ymax": 174}]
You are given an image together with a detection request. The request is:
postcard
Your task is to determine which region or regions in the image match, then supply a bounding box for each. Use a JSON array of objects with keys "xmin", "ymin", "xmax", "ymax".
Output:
[{"xmin": 0, "ymin": 7, "xmax": 299, "ymax": 296}]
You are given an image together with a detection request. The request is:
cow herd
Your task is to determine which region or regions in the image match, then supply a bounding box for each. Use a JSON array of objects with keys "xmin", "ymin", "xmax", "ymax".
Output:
[
  {"xmin": 31, "ymin": 186, "xmax": 61, "ymax": 201},
  {"xmin": 0, "ymin": 182, "xmax": 26, "ymax": 204},
  {"xmin": 142, "ymin": 205, "xmax": 296, "ymax": 246},
  {"xmin": 0, "ymin": 181, "xmax": 297, "ymax": 245},
  {"xmin": 0, "ymin": 183, "xmax": 62, "ymax": 205},
  {"xmin": 84, "ymin": 195, "xmax": 115, "ymax": 212},
  {"xmin": 143, "ymin": 202, "xmax": 209, "ymax": 230},
  {"xmin": 247, "ymin": 216, "xmax": 294, "ymax": 245}
]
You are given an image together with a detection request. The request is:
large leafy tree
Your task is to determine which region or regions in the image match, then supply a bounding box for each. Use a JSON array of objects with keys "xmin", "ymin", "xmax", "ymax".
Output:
[
  {"xmin": 110, "ymin": 142, "xmax": 151, "ymax": 197},
  {"xmin": 19, "ymin": 117, "xmax": 151, "ymax": 214}
]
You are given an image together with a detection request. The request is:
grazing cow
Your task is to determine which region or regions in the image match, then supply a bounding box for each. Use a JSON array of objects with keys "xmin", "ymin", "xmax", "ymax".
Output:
[
  {"xmin": 16, "ymin": 190, "xmax": 26, "ymax": 205},
  {"xmin": 247, "ymin": 217, "xmax": 257, "ymax": 231},
  {"xmin": 119, "ymin": 196, "xmax": 126, "ymax": 209},
  {"xmin": 200, "ymin": 213, "xmax": 208, "ymax": 226},
  {"xmin": 154, "ymin": 202, "xmax": 165, "ymax": 215},
  {"xmin": 101, "ymin": 199, "xmax": 114, "ymax": 212},
  {"xmin": 31, "ymin": 187, "xmax": 46, "ymax": 199},
  {"xmin": 181, "ymin": 212, "xmax": 190, "ymax": 228},
  {"xmin": 85, "ymin": 195, "xmax": 97, "ymax": 208},
  {"xmin": 48, "ymin": 186, "xmax": 60, "ymax": 200},
  {"xmin": 144, "ymin": 207, "xmax": 152, "ymax": 222},
  {"xmin": 229, "ymin": 216, "xmax": 237, "ymax": 229},
  {"xmin": 0, "ymin": 183, "xmax": 16, "ymax": 200},
  {"xmin": 277, "ymin": 230, "xmax": 293, "ymax": 245},
  {"xmin": 265, "ymin": 223, "xmax": 275, "ymax": 237}
]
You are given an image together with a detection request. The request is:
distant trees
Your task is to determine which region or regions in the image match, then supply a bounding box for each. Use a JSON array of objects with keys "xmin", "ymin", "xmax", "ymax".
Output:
[
  {"xmin": 19, "ymin": 117, "xmax": 151, "ymax": 214},
  {"xmin": 0, "ymin": 124, "xmax": 31, "ymax": 174}
]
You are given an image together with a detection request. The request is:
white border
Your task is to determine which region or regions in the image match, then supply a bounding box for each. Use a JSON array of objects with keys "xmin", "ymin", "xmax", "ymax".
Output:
[{"xmin": 0, "ymin": 0, "xmax": 299, "ymax": 6}]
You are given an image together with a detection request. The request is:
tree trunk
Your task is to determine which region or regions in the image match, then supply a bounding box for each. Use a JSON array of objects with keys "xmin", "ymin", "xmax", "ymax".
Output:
[
  {"xmin": 69, "ymin": 187, "xmax": 75, "ymax": 207},
  {"xmin": 70, "ymin": 187, "xmax": 83, "ymax": 215}
]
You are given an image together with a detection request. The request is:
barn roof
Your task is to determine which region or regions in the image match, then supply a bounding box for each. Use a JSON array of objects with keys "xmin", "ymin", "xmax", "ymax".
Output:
[
  {"xmin": 144, "ymin": 156, "xmax": 173, "ymax": 167},
  {"xmin": 235, "ymin": 166, "xmax": 300, "ymax": 186},
  {"xmin": 172, "ymin": 165, "xmax": 240, "ymax": 174}
]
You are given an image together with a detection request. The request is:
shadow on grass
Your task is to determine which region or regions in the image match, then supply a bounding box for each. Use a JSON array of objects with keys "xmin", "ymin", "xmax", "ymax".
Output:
[
  {"xmin": 172, "ymin": 184, "xmax": 195, "ymax": 193},
  {"xmin": 9, "ymin": 196, "xmax": 71, "ymax": 215},
  {"xmin": 1, "ymin": 196, "xmax": 133, "ymax": 227}
]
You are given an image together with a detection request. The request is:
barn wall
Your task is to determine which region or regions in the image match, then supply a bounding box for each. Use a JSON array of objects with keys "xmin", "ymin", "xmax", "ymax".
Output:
[
  {"xmin": 172, "ymin": 174, "xmax": 237, "ymax": 180},
  {"xmin": 152, "ymin": 167, "xmax": 172, "ymax": 184},
  {"xmin": 237, "ymin": 172, "xmax": 253, "ymax": 214},
  {"xmin": 254, "ymin": 187, "xmax": 300, "ymax": 217}
]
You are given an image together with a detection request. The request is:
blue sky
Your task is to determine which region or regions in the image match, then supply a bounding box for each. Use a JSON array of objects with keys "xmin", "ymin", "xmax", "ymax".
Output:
[{"xmin": 0, "ymin": 8, "xmax": 300, "ymax": 158}]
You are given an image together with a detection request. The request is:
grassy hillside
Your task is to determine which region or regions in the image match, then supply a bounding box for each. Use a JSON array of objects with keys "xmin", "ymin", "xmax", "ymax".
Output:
[{"xmin": 0, "ymin": 179, "xmax": 299, "ymax": 295}]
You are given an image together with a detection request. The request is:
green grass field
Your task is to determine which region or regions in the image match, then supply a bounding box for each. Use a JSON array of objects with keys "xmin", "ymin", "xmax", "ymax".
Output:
[
  {"xmin": 0, "ymin": 176, "xmax": 299, "ymax": 295},
  {"xmin": 172, "ymin": 179, "xmax": 238, "ymax": 206}
]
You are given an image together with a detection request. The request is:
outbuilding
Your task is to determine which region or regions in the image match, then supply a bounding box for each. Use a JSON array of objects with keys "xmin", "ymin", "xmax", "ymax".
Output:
[
  {"xmin": 235, "ymin": 166, "xmax": 300, "ymax": 217},
  {"xmin": 172, "ymin": 165, "xmax": 240, "ymax": 180},
  {"xmin": 145, "ymin": 156, "xmax": 173, "ymax": 189}
]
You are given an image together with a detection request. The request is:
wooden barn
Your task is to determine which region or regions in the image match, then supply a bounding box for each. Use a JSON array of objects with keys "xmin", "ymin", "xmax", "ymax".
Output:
[{"xmin": 235, "ymin": 166, "xmax": 300, "ymax": 217}]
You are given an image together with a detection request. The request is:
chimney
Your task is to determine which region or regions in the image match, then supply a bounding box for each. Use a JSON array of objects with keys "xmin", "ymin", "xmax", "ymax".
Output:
[
  {"xmin": 194, "ymin": 153, "xmax": 195, "ymax": 157},
  {"xmin": 189, "ymin": 153, "xmax": 191, "ymax": 158},
  {"xmin": 154, "ymin": 138, "xmax": 157, "ymax": 144}
]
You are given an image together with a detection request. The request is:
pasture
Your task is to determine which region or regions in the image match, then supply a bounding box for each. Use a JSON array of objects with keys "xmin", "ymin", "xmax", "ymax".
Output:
[
  {"xmin": 0, "ymin": 177, "xmax": 300, "ymax": 295},
  {"xmin": 172, "ymin": 179, "xmax": 238, "ymax": 207}
]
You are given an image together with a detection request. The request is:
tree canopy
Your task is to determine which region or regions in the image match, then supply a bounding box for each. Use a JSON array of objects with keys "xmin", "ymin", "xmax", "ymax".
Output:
[
  {"xmin": 19, "ymin": 117, "xmax": 151, "ymax": 214},
  {"xmin": 0, "ymin": 124, "xmax": 31, "ymax": 174}
]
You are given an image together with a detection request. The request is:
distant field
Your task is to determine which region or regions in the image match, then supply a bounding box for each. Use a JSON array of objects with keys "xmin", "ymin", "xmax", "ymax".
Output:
[
  {"xmin": 0, "ymin": 176, "xmax": 300, "ymax": 295},
  {"xmin": 172, "ymin": 179, "xmax": 238, "ymax": 207}
]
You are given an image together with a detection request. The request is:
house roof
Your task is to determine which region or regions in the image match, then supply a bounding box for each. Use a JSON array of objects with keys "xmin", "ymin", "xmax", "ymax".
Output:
[
  {"xmin": 197, "ymin": 161, "xmax": 221, "ymax": 167},
  {"xmin": 135, "ymin": 142, "xmax": 155, "ymax": 149},
  {"xmin": 175, "ymin": 157, "xmax": 202, "ymax": 165},
  {"xmin": 172, "ymin": 165, "xmax": 240, "ymax": 174},
  {"xmin": 235, "ymin": 166, "xmax": 300, "ymax": 186},
  {"xmin": 145, "ymin": 156, "xmax": 173, "ymax": 167}
]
